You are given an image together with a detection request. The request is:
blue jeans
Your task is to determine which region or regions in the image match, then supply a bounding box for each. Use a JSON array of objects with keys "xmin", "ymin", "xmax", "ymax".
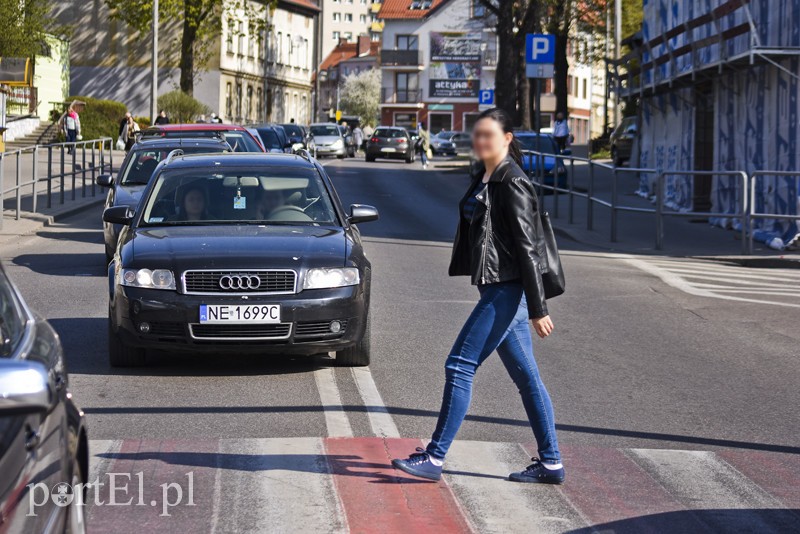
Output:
[
  {"xmin": 426, "ymin": 281, "xmax": 561, "ymax": 463},
  {"xmin": 420, "ymin": 149, "xmax": 428, "ymax": 166}
]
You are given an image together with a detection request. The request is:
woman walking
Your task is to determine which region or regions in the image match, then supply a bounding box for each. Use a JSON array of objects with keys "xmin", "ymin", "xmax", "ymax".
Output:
[
  {"xmin": 392, "ymin": 108, "xmax": 564, "ymax": 484},
  {"xmin": 417, "ymin": 122, "xmax": 430, "ymax": 169}
]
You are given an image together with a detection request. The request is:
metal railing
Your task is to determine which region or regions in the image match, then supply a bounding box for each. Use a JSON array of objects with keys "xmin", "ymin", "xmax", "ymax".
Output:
[
  {"xmin": 748, "ymin": 170, "xmax": 800, "ymax": 255},
  {"xmin": 524, "ymin": 150, "xmax": 773, "ymax": 254},
  {"xmin": 0, "ymin": 137, "xmax": 114, "ymax": 230}
]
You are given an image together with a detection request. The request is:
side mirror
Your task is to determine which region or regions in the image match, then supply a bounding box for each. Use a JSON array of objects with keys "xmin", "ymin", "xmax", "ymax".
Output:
[
  {"xmin": 348, "ymin": 204, "xmax": 379, "ymax": 224},
  {"xmin": 103, "ymin": 205, "xmax": 134, "ymax": 225},
  {"xmin": 0, "ymin": 360, "xmax": 52, "ymax": 415},
  {"xmin": 284, "ymin": 141, "xmax": 294, "ymax": 149},
  {"xmin": 96, "ymin": 174, "xmax": 114, "ymax": 187}
]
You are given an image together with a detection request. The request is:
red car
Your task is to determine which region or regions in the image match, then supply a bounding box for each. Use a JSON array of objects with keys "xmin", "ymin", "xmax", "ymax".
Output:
[{"xmin": 140, "ymin": 123, "xmax": 265, "ymax": 152}]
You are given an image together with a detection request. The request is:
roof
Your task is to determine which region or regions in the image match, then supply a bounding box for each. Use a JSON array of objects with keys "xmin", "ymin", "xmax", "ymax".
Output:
[
  {"xmin": 377, "ymin": 0, "xmax": 449, "ymax": 20},
  {"xmin": 133, "ymin": 137, "xmax": 230, "ymax": 148},
  {"xmin": 318, "ymin": 41, "xmax": 381, "ymax": 72},
  {"xmin": 167, "ymin": 152, "xmax": 316, "ymax": 169},
  {"xmin": 144, "ymin": 124, "xmax": 249, "ymax": 133},
  {"xmin": 280, "ymin": 0, "xmax": 321, "ymax": 13}
]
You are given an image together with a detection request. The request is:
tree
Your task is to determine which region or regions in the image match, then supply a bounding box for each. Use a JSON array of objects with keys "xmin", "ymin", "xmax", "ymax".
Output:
[
  {"xmin": 105, "ymin": 0, "xmax": 274, "ymax": 95},
  {"xmin": 158, "ymin": 89, "xmax": 211, "ymax": 123},
  {"xmin": 478, "ymin": 1, "xmax": 542, "ymax": 128},
  {"xmin": 339, "ymin": 69, "xmax": 381, "ymax": 127},
  {"xmin": 0, "ymin": 0, "xmax": 49, "ymax": 57}
]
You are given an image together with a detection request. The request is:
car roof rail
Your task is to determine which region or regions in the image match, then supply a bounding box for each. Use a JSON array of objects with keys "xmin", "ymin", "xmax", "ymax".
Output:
[
  {"xmin": 294, "ymin": 148, "xmax": 313, "ymax": 162},
  {"xmin": 164, "ymin": 149, "xmax": 184, "ymax": 165}
]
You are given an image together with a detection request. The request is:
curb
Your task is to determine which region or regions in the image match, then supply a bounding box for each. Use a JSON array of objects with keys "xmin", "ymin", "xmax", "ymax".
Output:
[
  {"xmin": 552, "ymin": 222, "xmax": 800, "ymax": 268},
  {"xmin": 0, "ymin": 197, "xmax": 104, "ymax": 245}
]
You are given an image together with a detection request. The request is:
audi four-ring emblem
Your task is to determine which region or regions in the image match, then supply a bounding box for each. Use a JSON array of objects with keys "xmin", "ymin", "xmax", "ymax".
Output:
[{"xmin": 219, "ymin": 274, "xmax": 261, "ymax": 290}]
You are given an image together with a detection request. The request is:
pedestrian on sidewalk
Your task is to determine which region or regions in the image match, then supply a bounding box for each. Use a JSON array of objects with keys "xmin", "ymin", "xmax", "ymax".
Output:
[
  {"xmin": 553, "ymin": 112, "xmax": 570, "ymax": 153},
  {"xmin": 155, "ymin": 110, "xmax": 170, "ymax": 125},
  {"xmin": 118, "ymin": 112, "xmax": 132, "ymax": 150},
  {"xmin": 63, "ymin": 101, "xmax": 82, "ymax": 154},
  {"xmin": 124, "ymin": 115, "xmax": 140, "ymax": 152},
  {"xmin": 352, "ymin": 125, "xmax": 363, "ymax": 155},
  {"xmin": 418, "ymin": 122, "xmax": 431, "ymax": 169},
  {"xmin": 392, "ymin": 107, "xmax": 564, "ymax": 484}
]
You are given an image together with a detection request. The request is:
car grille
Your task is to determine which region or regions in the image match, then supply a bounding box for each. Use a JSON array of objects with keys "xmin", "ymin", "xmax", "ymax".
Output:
[
  {"xmin": 183, "ymin": 270, "xmax": 296, "ymax": 294},
  {"xmin": 189, "ymin": 323, "xmax": 292, "ymax": 341},
  {"xmin": 295, "ymin": 320, "xmax": 348, "ymax": 341}
]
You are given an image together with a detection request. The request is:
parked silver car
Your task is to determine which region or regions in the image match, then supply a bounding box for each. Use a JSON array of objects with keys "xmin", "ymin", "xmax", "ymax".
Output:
[
  {"xmin": 0, "ymin": 263, "xmax": 88, "ymax": 533},
  {"xmin": 310, "ymin": 123, "xmax": 347, "ymax": 158},
  {"xmin": 610, "ymin": 117, "xmax": 637, "ymax": 166}
]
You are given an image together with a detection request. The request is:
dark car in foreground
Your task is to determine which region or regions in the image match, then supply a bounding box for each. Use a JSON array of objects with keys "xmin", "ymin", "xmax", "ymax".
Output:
[
  {"xmin": 140, "ymin": 124, "xmax": 264, "ymax": 152},
  {"xmin": 515, "ymin": 132, "xmax": 568, "ymax": 190},
  {"xmin": 0, "ymin": 264, "xmax": 88, "ymax": 534},
  {"xmin": 610, "ymin": 116, "xmax": 637, "ymax": 166},
  {"xmin": 365, "ymin": 127, "xmax": 415, "ymax": 163},
  {"xmin": 96, "ymin": 138, "xmax": 231, "ymax": 263},
  {"xmin": 103, "ymin": 153, "xmax": 379, "ymax": 367}
]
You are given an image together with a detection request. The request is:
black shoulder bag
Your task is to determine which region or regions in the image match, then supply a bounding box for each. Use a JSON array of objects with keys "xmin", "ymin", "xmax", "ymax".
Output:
[{"xmin": 539, "ymin": 211, "xmax": 565, "ymax": 299}]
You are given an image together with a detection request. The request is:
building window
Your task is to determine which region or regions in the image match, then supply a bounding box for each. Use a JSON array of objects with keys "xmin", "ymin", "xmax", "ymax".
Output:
[
  {"xmin": 236, "ymin": 82, "xmax": 242, "ymax": 119},
  {"xmin": 582, "ymin": 78, "xmax": 587, "ymax": 99},
  {"xmin": 395, "ymin": 72, "xmax": 418, "ymax": 102},
  {"xmin": 238, "ymin": 21, "xmax": 245, "ymax": 55},
  {"xmin": 286, "ymin": 33, "xmax": 292, "ymax": 65},
  {"xmin": 396, "ymin": 34, "xmax": 418, "ymax": 50},
  {"xmin": 360, "ymin": 14, "xmax": 367, "ymax": 23},
  {"xmin": 333, "ymin": 12, "xmax": 341, "ymax": 22},
  {"xmin": 343, "ymin": 66, "xmax": 349, "ymax": 76},
  {"xmin": 225, "ymin": 83, "xmax": 232, "ymax": 117},
  {"xmin": 303, "ymin": 38, "xmax": 309, "ymax": 69},
  {"xmin": 226, "ymin": 19, "xmax": 235, "ymax": 53},
  {"xmin": 277, "ymin": 32, "xmax": 283, "ymax": 63},
  {"xmin": 247, "ymin": 29, "xmax": 255, "ymax": 58},
  {"xmin": 343, "ymin": 31, "xmax": 353, "ymax": 40},
  {"xmin": 256, "ymin": 87, "xmax": 263, "ymax": 122},
  {"xmin": 345, "ymin": 13, "xmax": 353, "ymax": 22},
  {"xmin": 471, "ymin": 0, "xmax": 486, "ymax": 17},
  {"xmin": 258, "ymin": 29, "xmax": 265, "ymax": 60},
  {"xmin": 333, "ymin": 31, "xmax": 340, "ymax": 41},
  {"xmin": 246, "ymin": 85, "xmax": 253, "ymax": 121}
]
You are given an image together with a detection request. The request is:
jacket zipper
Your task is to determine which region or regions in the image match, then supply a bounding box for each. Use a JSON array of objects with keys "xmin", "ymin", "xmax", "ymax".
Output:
[{"xmin": 479, "ymin": 185, "xmax": 490, "ymax": 284}]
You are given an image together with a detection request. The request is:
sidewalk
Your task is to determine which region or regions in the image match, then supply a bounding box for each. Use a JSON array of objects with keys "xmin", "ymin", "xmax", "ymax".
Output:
[{"xmin": 0, "ymin": 148, "xmax": 124, "ymax": 247}]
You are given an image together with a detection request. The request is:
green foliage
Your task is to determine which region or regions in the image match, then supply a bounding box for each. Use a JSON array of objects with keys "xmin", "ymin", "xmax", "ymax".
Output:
[
  {"xmin": 104, "ymin": 0, "xmax": 275, "ymax": 93},
  {"xmin": 0, "ymin": 0, "xmax": 49, "ymax": 57},
  {"xmin": 134, "ymin": 116, "xmax": 152, "ymax": 130},
  {"xmin": 339, "ymin": 69, "xmax": 381, "ymax": 128},
  {"xmin": 157, "ymin": 90, "xmax": 210, "ymax": 123},
  {"xmin": 68, "ymin": 95, "xmax": 127, "ymax": 140}
]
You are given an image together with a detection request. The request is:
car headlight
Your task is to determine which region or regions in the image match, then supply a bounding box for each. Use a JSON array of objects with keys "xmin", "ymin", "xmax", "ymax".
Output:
[
  {"xmin": 331, "ymin": 139, "xmax": 344, "ymax": 149},
  {"xmin": 303, "ymin": 267, "xmax": 360, "ymax": 290},
  {"xmin": 120, "ymin": 268, "xmax": 176, "ymax": 290}
]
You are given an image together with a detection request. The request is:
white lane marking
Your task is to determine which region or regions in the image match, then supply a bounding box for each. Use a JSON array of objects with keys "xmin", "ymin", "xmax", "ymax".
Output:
[
  {"xmin": 216, "ymin": 438, "xmax": 347, "ymax": 534},
  {"xmin": 627, "ymin": 449, "xmax": 792, "ymax": 531},
  {"xmin": 351, "ymin": 367, "xmax": 400, "ymax": 438},
  {"xmin": 444, "ymin": 441, "xmax": 585, "ymax": 533},
  {"xmin": 314, "ymin": 368, "xmax": 354, "ymax": 438},
  {"xmin": 87, "ymin": 439, "xmax": 121, "ymax": 484},
  {"xmin": 624, "ymin": 257, "xmax": 800, "ymax": 308}
]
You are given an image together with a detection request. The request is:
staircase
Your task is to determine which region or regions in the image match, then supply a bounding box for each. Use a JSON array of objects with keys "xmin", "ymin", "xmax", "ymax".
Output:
[{"xmin": 4, "ymin": 121, "xmax": 58, "ymax": 151}]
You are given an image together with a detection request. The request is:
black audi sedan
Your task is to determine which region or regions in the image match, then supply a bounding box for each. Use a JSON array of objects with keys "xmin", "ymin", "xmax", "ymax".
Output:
[
  {"xmin": 0, "ymin": 263, "xmax": 88, "ymax": 533},
  {"xmin": 97, "ymin": 137, "xmax": 231, "ymax": 263},
  {"xmin": 103, "ymin": 152, "xmax": 378, "ymax": 367}
]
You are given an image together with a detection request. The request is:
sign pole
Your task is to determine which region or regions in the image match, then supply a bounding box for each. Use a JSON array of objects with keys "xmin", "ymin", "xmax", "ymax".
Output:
[{"xmin": 150, "ymin": 0, "xmax": 158, "ymax": 125}]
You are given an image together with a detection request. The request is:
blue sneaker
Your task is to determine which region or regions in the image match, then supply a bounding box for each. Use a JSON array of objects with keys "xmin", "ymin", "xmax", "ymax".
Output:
[
  {"xmin": 509, "ymin": 458, "xmax": 565, "ymax": 484},
  {"xmin": 391, "ymin": 447, "xmax": 443, "ymax": 481}
]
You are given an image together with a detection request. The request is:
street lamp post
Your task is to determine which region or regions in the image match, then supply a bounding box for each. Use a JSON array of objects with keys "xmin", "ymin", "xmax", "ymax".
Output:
[{"xmin": 151, "ymin": 0, "xmax": 158, "ymax": 125}]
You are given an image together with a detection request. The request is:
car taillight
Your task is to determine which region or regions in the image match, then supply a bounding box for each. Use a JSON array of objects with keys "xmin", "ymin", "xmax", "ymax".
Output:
[
  {"xmin": 397, "ymin": 138, "xmax": 407, "ymax": 143},
  {"xmin": 371, "ymin": 137, "xmax": 379, "ymax": 142}
]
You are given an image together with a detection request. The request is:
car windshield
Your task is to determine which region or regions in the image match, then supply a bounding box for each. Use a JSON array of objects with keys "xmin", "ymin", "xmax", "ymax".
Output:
[
  {"xmin": 120, "ymin": 146, "xmax": 227, "ymax": 185},
  {"xmin": 281, "ymin": 124, "xmax": 303, "ymax": 137},
  {"xmin": 140, "ymin": 166, "xmax": 339, "ymax": 226},
  {"xmin": 374, "ymin": 129, "xmax": 406, "ymax": 138},
  {"xmin": 144, "ymin": 129, "xmax": 262, "ymax": 152},
  {"xmin": 310, "ymin": 125, "xmax": 339, "ymax": 137},
  {"xmin": 437, "ymin": 131, "xmax": 456, "ymax": 138},
  {"xmin": 516, "ymin": 135, "xmax": 559, "ymax": 155},
  {"xmin": 256, "ymin": 129, "xmax": 282, "ymax": 150}
]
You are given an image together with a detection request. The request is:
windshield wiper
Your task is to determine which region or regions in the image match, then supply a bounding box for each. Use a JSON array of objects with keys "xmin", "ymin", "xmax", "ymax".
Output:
[{"xmin": 122, "ymin": 181, "xmax": 150, "ymax": 185}]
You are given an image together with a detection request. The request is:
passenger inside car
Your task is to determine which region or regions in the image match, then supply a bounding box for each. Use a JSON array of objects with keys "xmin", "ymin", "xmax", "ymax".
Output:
[{"xmin": 173, "ymin": 185, "xmax": 212, "ymax": 221}]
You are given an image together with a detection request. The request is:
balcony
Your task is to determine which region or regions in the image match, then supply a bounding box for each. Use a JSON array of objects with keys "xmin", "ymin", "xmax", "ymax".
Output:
[
  {"xmin": 380, "ymin": 88, "xmax": 423, "ymax": 104},
  {"xmin": 370, "ymin": 3, "xmax": 382, "ymax": 13},
  {"xmin": 380, "ymin": 49, "xmax": 423, "ymax": 67},
  {"xmin": 371, "ymin": 21, "xmax": 384, "ymax": 33}
]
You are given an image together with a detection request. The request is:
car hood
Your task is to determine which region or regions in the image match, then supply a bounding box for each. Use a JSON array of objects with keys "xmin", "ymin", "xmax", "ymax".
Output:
[
  {"xmin": 314, "ymin": 135, "xmax": 342, "ymax": 145},
  {"xmin": 127, "ymin": 225, "xmax": 348, "ymax": 272},
  {"xmin": 114, "ymin": 184, "xmax": 148, "ymax": 208}
]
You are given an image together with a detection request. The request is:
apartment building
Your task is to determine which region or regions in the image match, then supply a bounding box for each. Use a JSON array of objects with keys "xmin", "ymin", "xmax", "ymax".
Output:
[
  {"xmin": 317, "ymin": 36, "xmax": 380, "ymax": 121},
  {"xmin": 319, "ymin": 0, "xmax": 385, "ymax": 60}
]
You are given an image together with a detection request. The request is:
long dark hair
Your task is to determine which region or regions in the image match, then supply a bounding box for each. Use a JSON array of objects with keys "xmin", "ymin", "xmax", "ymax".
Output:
[{"xmin": 475, "ymin": 107, "xmax": 524, "ymax": 167}]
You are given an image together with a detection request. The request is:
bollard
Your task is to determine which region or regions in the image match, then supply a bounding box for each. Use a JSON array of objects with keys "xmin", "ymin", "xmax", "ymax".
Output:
[
  {"xmin": 32, "ymin": 146, "xmax": 39, "ymax": 213},
  {"xmin": 60, "ymin": 145, "xmax": 66, "ymax": 205},
  {"xmin": 587, "ymin": 160, "xmax": 595, "ymax": 231},
  {"xmin": 71, "ymin": 143, "xmax": 77, "ymax": 201},
  {"xmin": 91, "ymin": 144, "xmax": 97, "ymax": 197},
  {"xmin": 47, "ymin": 146, "xmax": 53, "ymax": 208},
  {"xmin": 568, "ymin": 158, "xmax": 574, "ymax": 224},
  {"xmin": 15, "ymin": 151, "xmax": 21, "ymax": 220},
  {"xmin": 81, "ymin": 144, "xmax": 87, "ymax": 197},
  {"xmin": 610, "ymin": 166, "xmax": 619, "ymax": 242}
]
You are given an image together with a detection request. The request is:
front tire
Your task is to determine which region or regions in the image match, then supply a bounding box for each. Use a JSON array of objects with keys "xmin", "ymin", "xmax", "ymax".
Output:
[
  {"xmin": 65, "ymin": 457, "xmax": 87, "ymax": 534},
  {"xmin": 336, "ymin": 311, "xmax": 371, "ymax": 366},
  {"xmin": 336, "ymin": 153, "xmax": 345, "ymax": 159},
  {"xmin": 365, "ymin": 154, "xmax": 375, "ymax": 162},
  {"xmin": 405, "ymin": 152, "xmax": 414, "ymax": 164},
  {"xmin": 108, "ymin": 316, "xmax": 146, "ymax": 367}
]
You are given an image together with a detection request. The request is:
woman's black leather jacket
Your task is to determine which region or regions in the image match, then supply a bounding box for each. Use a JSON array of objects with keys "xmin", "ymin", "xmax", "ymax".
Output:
[{"xmin": 448, "ymin": 155, "xmax": 549, "ymax": 318}]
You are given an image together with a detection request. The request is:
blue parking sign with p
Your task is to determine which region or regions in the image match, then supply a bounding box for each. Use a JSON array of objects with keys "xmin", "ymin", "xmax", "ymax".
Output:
[
  {"xmin": 478, "ymin": 89, "xmax": 494, "ymax": 105},
  {"xmin": 526, "ymin": 34, "xmax": 555, "ymax": 64}
]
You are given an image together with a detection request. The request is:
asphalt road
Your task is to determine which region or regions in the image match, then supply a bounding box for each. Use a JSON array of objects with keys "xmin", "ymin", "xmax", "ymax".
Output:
[{"xmin": 2, "ymin": 155, "xmax": 798, "ymax": 533}]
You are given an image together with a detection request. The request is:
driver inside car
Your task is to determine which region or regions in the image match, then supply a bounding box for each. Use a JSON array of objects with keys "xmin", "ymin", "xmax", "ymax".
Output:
[{"xmin": 255, "ymin": 189, "xmax": 286, "ymax": 219}]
